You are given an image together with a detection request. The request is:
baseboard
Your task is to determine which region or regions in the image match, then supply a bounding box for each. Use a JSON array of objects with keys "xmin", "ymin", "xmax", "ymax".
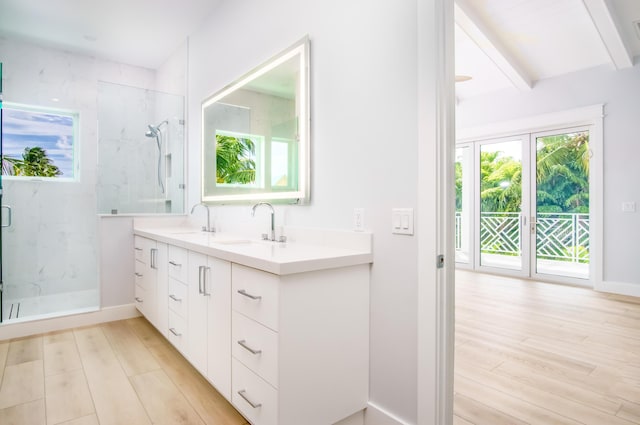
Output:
[
  {"xmin": 0, "ymin": 304, "xmax": 141, "ymax": 340},
  {"xmin": 595, "ymin": 280, "xmax": 640, "ymax": 298},
  {"xmin": 364, "ymin": 402, "xmax": 410, "ymax": 425}
]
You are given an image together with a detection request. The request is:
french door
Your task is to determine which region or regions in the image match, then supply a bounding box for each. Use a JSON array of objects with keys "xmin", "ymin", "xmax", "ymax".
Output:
[{"xmin": 455, "ymin": 127, "xmax": 591, "ymax": 283}]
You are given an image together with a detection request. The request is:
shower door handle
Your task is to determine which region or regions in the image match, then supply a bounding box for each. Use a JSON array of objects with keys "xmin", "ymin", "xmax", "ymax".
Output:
[{"xmin": 1, "ymin": 205, "xmax": 12, "ymax": 228}]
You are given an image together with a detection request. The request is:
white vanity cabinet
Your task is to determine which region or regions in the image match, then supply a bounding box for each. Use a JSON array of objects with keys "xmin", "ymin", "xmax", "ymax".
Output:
[
  {"xmin": 230, "ymin": 263, "xmax": 370, "ymax": 425},
  {"xmin": 133, "ymin": 236, "xmax": 167, "ymax": 333},
  {"xmin": 133, "ymin": 226, "xmax": 372, "ymax": 425},
  {"xmin": 187, "ymin": 251, "xmax": 232, "ymax": 399}
]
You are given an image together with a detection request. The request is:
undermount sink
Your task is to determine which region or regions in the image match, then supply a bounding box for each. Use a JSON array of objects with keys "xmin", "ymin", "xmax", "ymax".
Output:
[{"xmin": 213, "ymin": 239, "xmax": 252, "ymax": 245}]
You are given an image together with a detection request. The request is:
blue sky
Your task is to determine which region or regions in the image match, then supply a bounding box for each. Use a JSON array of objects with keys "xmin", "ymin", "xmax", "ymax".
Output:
[{"xmin": 2, "ymin": 107, "xmax": 74, "ymax": 177}]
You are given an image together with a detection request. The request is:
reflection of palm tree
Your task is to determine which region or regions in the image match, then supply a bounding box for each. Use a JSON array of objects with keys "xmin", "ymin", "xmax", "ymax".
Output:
[
  {"xmin": 2, "ymin": 146, "xmax": 61, "ymax": 177},
  {"xmin": 216, "ymin": 135, "xmax": 256, "ymax": 184}
]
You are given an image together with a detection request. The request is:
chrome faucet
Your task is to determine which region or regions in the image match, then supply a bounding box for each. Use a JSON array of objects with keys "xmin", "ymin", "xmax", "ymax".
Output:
[
  {"xmin": 190, "ymin": 203, "xmax": 214, "ymax": 232},
  {"xmin": 251, "ymin": 202, "xmax": 275, "ymax": 241}
]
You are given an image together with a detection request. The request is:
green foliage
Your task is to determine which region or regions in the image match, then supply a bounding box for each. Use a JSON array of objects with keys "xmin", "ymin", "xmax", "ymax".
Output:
[
  {"xmin": 215, "ymin": 134, "xmax": 256, "ymax": 184},
  {"xmin": 455, "ymin": 132, "xmax": 589, "ymax": 214},
  {"xmin": 2, "ymin": 147, "xmax": 61, "ymax": 177}
]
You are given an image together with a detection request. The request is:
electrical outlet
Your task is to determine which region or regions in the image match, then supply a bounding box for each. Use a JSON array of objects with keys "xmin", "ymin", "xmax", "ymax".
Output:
[{"xmin": 353, "ymin": 208, "xmax": 364, "ymax": 231}]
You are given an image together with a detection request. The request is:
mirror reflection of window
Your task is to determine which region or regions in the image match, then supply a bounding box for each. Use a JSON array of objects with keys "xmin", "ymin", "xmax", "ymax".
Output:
[
  {"xmin": 215, "ymin": 130, "xmax": 263, "ymax": 188},
  {"xmin": 201, "ymin": 37, "xmax": 309, "ymax": 203}
]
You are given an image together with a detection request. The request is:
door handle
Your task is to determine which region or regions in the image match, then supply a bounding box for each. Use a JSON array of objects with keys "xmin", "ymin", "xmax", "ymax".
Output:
[{"xmin": 1, "ymin": 205, "xmax": 12, "ymax": 228}]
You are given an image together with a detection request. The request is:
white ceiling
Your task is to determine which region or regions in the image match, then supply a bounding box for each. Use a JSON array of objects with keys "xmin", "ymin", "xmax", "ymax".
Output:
[
  {"xmin": 0, "ymin": 0, "xmax": 638, "ymax": 99},
  {"xmin": 0, "ymin": 0, "xmax": 221, "ymax": 69},
  {"xmin": 455, "ymin": 0, "xmax": 640, "ymax": 100}
]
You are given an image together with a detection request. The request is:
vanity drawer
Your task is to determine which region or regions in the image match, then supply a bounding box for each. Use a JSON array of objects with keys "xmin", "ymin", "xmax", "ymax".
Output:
[
  {"xmin": 232, "ymin": 264, "xmax": 279, "ymax": 331},
  {"xmin": 167, "ymin": 310, "xmax": 187, "ymax": 354},
  {"xmin": 168, "ymin": 278, "xmax": 187, "ymax": 317},
  {"xmin": 232, "ymin": 359, "xmax": 278, "ymax": 425},
  {"xmin": 134, "ymin": 260, "xmax": 146, "ymax": 289},
  {"xmin": 134, "ymin": 236, "xmax": 144, "ymax": 261},
  {"xmin": 134, "ymin": 284, "xmax": 146, "ymax": 314},
  {"xmin": 232, "ymin": 311, "xmax": 279, "ymax": 388},
  {"xmin": 168, "ymin": 245, "xmax": 188, "ymax": 282}
]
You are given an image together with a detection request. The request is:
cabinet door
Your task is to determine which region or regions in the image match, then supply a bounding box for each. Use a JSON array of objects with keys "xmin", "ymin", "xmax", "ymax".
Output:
[
  {"xmin": 207, "ymin": 257, "xmax": 232, "ymax": 399},
  {"xmin": 187, "ymin": 251, "xmax": 209, "ymax": 374}
]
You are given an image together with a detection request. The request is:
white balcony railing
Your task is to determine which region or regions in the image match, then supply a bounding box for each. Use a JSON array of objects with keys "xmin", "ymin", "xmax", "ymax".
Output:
[{"xmin": 455, "ymin": 211, "xmax": 590, "ymax": 264}]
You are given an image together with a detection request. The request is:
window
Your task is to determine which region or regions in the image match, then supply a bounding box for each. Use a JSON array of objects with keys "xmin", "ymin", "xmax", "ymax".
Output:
[
  {"xmin": 1, "ymin": 104, "xmax": 78, "ymax": 180},
  {"xmin": 215, "ymin": 130, "xmax": 264, "ymax": 188}
]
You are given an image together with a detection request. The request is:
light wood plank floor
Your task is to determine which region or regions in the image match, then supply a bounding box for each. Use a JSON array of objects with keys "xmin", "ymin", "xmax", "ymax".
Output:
[
  {"xmin": 0, "ymin": 317, "xmax": 248, "ymax": 425},
  {"xmin": 455, "ymin": 270, "xmax": 640, "ymax": 425}
]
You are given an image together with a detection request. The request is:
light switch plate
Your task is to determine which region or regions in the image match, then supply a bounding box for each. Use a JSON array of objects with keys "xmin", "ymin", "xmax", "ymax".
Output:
[
  {"xmin": 353, "ymin": 208, "xmax": 365, "ymax": 231},
  {"xmin": 622, "ymin": 202, "xmax": 636, "ymax": 213},
  {"xmin": 392, "ymin": 208, "xmax": 414, "ymax": 235}
]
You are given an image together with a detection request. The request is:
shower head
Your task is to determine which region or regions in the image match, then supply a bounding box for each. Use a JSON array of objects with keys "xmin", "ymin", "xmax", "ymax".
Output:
[
  {"xmin": 144, "ymin": 120, "xmax": 169, "ymax": 138},
  {"xmin": 145, "ymin": 125, "xmax": 159, "ymax": 138}
]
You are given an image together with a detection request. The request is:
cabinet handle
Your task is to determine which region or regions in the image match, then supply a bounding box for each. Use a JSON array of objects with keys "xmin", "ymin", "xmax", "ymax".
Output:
[
  {"xmin": 135, "ymin": 297, "xmax": 143, "ymax": 303},
  {"xmin": 134, "ymin": 272, "xmax": 143, "ymax": 277},
  {"xmin": 237, "ymin": 289, "xmax": 262, "ymax": 300},
  {"xmin": 237, "ymin": 339, "xmax": 262, "ymax": 355},
  {"xmin": 198, "ymin": 265, "xmax": 204, "ymax": 295},
  {"xmin": 151, "ymin": 248, "xmax": 158, "ymax": 269},
  {"xmin": 169, "ymin": 328, "xmax": 182, "ymax": 337},
  {"xmin": 237, "ymin": 390, "xmax": 262, "ymax": 408},
  {"xmin": 169, "ymin": 261, "xmax": 181, "ymax": 267},
  {"xmin": 134, "ymin": 247, "xmax": 143, "ymax": 251},
  {"xmin": 169, "ymin": 294, "xmax": 182, "ymax": 302},
  {"xmin": 203, "ymin": 266, "xmax": 211, "ymax": 296}
]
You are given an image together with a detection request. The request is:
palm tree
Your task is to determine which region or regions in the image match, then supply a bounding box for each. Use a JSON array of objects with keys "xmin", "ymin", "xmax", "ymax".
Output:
[
  {"xmin": 535, "ymin": 132, "xmax": 589, "ymax": 213},
  {"xmin": 2, "ymin": 147, "xmax": 62, "ymax": 177},
  {"xmin": 215, "ymin": 135, "xmax": 256, "ymax": 184}
]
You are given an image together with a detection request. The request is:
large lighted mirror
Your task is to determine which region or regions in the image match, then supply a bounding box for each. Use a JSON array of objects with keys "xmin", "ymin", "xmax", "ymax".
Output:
[{"xmin": 201, "ymin": 37, "xmax": 310, "ymax": 203}]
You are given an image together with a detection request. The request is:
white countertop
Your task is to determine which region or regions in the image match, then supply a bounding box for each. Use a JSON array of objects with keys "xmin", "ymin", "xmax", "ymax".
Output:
[{"xmin": 133, "ymin": 226, "xmax": 373, "ymax": 275}]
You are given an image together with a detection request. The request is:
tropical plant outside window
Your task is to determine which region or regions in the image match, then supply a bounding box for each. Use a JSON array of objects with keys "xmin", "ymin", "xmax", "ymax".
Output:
[
  {"xmin": 215, "ymin": 131, "xmax": 263, "ymax": 187},
  {"xmin": 1, "ymin": 105, "xmax": 77, "ymax": 179}
]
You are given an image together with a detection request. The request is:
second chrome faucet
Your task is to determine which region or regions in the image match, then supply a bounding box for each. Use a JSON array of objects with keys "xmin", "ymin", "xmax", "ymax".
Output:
[{"xmin": 251, "ymin": 202, "xmax": 278, "ymax": 241}]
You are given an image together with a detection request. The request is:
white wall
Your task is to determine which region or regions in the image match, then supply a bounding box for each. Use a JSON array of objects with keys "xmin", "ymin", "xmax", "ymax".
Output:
[
  {"xmin": 187, "ymin": 0, "xmax": 423, "ymax": 422},
  {"xmin": 456, "ymin": 63, "xmax": 640, "ymax": 288}
]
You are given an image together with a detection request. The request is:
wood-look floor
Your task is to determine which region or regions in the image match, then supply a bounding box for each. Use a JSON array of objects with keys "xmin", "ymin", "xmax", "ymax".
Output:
[
  {"xmin": 455, "ymin": 270, "xmax": 640, "ymax": 425},
  {"xmin": 0, "ymin": 317, "xmax": 247, "ymax": 425}
]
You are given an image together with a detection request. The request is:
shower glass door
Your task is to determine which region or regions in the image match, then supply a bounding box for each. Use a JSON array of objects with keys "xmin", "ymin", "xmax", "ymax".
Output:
[
  {"xmin": 0, "ymin": 59, "xmax": 99, "ymax": 323},
  {"xmin": 0, "ymin": 62, "xmax": 4, "ymax": 322}
]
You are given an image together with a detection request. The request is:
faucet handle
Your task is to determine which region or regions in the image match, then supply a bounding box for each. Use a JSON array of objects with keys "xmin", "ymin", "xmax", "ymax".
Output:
[
  {"xmin": 278, "ymin": 235, "xmax": 287, "ymax": 243},
  {"xmin": 261, "ymin": 233, "xmax": 269, "ymax": 241}
]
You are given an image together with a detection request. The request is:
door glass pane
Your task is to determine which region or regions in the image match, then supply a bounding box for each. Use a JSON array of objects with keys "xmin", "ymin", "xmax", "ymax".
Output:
[
  {"xmin": 479, "ymin": 140, "xmax": 522, "ymax": 270},
  {"xmin": 455, "ymin": 146, "xmax": 472, "ymax": 264},
  {"xmin": 535, "ymin": 131, "xmax": 589, "ymax": 279}
]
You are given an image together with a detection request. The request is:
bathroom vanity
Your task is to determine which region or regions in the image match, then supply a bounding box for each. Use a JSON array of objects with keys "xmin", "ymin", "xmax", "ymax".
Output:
[{"xmin": 133, "ymin": 226, "xmax": 372, "ymax": 425}]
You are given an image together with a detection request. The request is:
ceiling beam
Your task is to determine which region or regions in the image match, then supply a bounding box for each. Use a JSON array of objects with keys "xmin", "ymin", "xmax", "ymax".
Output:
[
  {"xmin": 582, "ymin": 0, "xmax": 633, "ymax": 69},
  {"xmin": 454, "ymin": 0, "xmax": 533, "ymax": 92}
]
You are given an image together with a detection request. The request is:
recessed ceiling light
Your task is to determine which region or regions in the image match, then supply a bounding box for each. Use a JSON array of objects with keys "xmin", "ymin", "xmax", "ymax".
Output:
[
  {"xmin": 83, "ymin": 34, "xmax": 98, "ymax": 42},
  {"xmin": 51, "ymin": 98, "xmax": 60, "ymax": 102}
]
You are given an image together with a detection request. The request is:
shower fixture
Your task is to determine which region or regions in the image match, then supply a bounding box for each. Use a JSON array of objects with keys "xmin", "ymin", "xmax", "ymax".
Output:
[{"xmin": 145, "ymin": 120, "xmax": 169, "ymax": 194}]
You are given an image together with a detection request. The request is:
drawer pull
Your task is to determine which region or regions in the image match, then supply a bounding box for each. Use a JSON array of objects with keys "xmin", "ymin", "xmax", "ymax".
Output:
[
  {"xmin": 169, "ymin": 294, "xmax": 182, "ymax": 302},
  {"xmin": 134, "ymin": 272, "xmax": 143, "ymax": 277},
  {"xmin": 237, "ymin": 289, "xmax": 262, "ymax": 300},
  {"xmin": 169, "ymin": 261, "xmax": 182, "ymax": 267},
  {"xmin": 237, "ymin": 390, "xmax": 262, "ymax": 408},
  {"xmin": 135, "ymin": 297, "xmax": 143, "ymax": 303},
  {"xmin": 134, "ymin": 247, "xmax": 143, "ymax": 251},
  {"xmin": 169, "ymin": 328, "xmax": 182, "ymax": 337},
  {"xmin": 237, "ymin": 339, "xmax": 262, "ymax": 355}
]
